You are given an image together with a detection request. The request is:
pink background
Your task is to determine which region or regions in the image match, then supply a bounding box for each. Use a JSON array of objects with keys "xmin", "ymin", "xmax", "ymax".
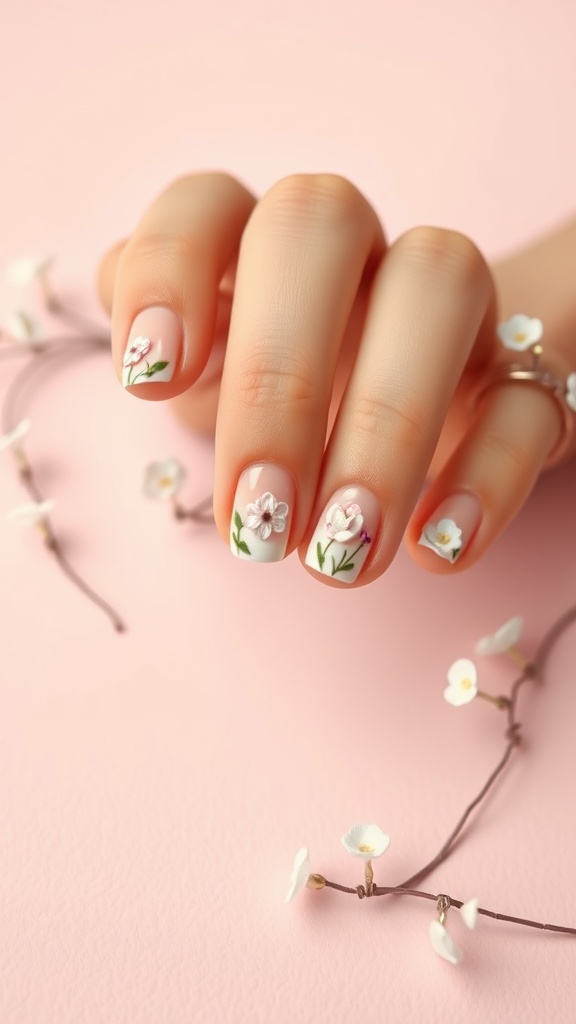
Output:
[{"xmin": 1, "ymin": 1, "xmax": 576, "ymax": 1021}]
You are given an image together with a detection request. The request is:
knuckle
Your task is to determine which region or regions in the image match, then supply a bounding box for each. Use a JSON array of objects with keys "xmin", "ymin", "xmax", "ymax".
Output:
[
  {"xmin": 258, "ymin": 173, "xmax": 364, "ymax": 230},
  {"xmin": 124, "ymin": 230, "xmax": 201, "ymax": 271},
  {"xmin": 349, "ymin": 390, "xmax": 427, "ymax": 450},
  {"xmin": 235, "ymin": 347, "xmax": 320, "ymax": 411},
  {"xmin": 395, "ymin": 226, "xmax": 487, "ymax": 286},
  {"xmin": 120, "ymin": 231, "xmax": 203, "ymax": 300},
  {"xmin": 479, "ymin": 429, "xmax": 529, "ymax": 475}
]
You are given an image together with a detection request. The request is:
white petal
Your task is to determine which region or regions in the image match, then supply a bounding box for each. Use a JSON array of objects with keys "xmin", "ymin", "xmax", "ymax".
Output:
[
  {"xmin": 341, "ymin": 823, "xmax": 391, "ymax": 860},
  {"xmin": 460, "ymin": 898, "xmax": 479, "ymax": 929},
  {"xmin": 475, "ymin": 615, "xmax": 523, "ymax": 655},
  {"xmin": 5, "ymin": 309, "xmax": 44, "ymax": 343},
  {"xmin": 5, "ymin": 255, "xmax": 54, "ymax": 286},
  {"xmin": 566, "ymin": 373, "xmax": 576, "ymax": 411},
  {"xmin": 497, "ymin": 314, "xmax": 542, "ymax": 351},
  {"xmin": 6, "ymin": 499, "xmax": 55, "ymax": 525},
  {"xmin": 284, "ymin": 847, "xmax": 311, "ymax": 903},
  {"xmin": 447, "ymin": 658, "xmax": 477, "ymax": 688},
  {"xmin": 0, "ymin": 419, "xmax": 31, "ymax": 451},
  {"xmin": 245, "ymin": 512, "xmax": 263, "ymax": 530},
  {"xmin": 327, "ymin": 504, "xmax": 349, "ymax": 533},
  {"xmin": 429, "ymin": 920, "xmax": 463, "ymax": 964},
  {"xmin": 257, "ymin": 519, "xmax": 273, "ymax": 540},
  {"xmin": 443, "ymin": 684, "xmax": 477, "ymax": 706},
  {"xmin": 259, "ymin": 492, "xmax": 276, "ymax": 513}
]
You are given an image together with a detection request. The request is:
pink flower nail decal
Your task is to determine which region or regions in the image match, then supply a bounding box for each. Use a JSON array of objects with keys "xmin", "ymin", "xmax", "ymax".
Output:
[
  {"xmin": 122, "ymin": 335, "xmax": 170, "ymax": 386},
  {"xmin": 232, "ymin": 491, "xmax": 289, "ymax": 557},
  {"xmin": 316, "ymin": 502, "xmax": 371, "ymax": 576}
]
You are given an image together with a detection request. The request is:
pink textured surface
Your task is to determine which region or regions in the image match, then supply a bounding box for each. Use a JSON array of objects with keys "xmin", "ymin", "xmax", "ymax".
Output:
[{"xmin": 1, "ymin": 2, "xmax": 576, "ymax": 1021}]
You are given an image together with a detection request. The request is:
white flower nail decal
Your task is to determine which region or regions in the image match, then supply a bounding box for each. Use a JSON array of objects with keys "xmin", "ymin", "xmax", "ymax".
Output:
[
  {"xmin": 231, "ymin": 491, "xmax": 289, "ymax": 556},
  {"xmin": 461, "ymin": 897, "xmax": 479, "ymax": 930},
  {"xmin": 245, "ymin": 491, "xmax": 289, "ymax": 540},
  {"xmin": 475, "ymin": 616, "xmax": 523, "ymax": 655},
  {"xmin": 123, "ymin": 335, "xmax": 170, "ymax": 386},
  {"xmin": 284, "ymin": 847, "xmax": 312, "ymax": 903},
  {"xmin": 566, "ymin": 372, "xmax": 576, "ymax": 412},
  {"xmin": 497, "ymin": 314, "xmax": 543, "ymax": 351},
  {"xmin": 418, "ymin": 518, "xmax": 462, "ymax": 562},
  {"xmin": 444, "ymin": 658, "xmax": 478, "ymax": 706},
  {"xmin": 429, "ymin": 920, "xmax": 463, "ymax": 964},
  {"xmin": 6, "ymin": 499, "xmax": 55, "ymax": 526},
  {"xmin": 143, "ymin": 458, "xmax": 187, "ymax": 500},
  {"xmin": 341, "ymin": 823, "xmax": 391, "ymax": 860},
  {"xmin": 0, "ymin": 419, "xmax": 31, "ymax": 452},
  {"xmin": 315, "ymin": 502, "xmax": 371, "ymax": 576}
]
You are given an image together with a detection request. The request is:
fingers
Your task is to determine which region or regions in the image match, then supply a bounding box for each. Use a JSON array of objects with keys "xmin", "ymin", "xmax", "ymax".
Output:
[
  {"xmin": 105, "ymin": 172, "xmax": 255, "ymax": 399},
  {"xmin": 299, "ymin": 227, "xmax": 495, "ymax": 585},
  {"xmin": 407, "ymin": 350, "xmax": 574, "ymax": 572},
  {"xmin": 213, "ymin": 174, "xmax": 386, "ymax": 560}
]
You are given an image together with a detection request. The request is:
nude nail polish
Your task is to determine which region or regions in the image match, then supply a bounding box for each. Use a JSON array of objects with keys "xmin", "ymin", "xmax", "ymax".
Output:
[{"xmin": 122, "ymin": 306, "xmax": 181, "ymax": 387}]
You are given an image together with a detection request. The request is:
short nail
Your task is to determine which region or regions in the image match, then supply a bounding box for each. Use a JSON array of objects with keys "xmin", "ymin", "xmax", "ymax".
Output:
[
  {"xmin": 304, "ymin": 485, "xmax": 380, "ymax": 583},
  {"xmin": 418, "ymin": 493, "xmax": 482, "ymax": 563},
  {"xmin": 122, "ymin": 306, "xmax": 181, "ymax": 387},
  {"xmin": 230, "ymin": 464, "xmax": 294, "ymax": 563}
]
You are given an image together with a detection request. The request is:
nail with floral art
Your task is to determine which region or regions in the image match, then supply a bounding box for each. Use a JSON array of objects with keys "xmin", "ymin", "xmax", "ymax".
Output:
[
  {"xmin": 230, "ymin": 465, "xmax": 294, "ymax": 563},
  {"xmin": 418, "ymin": 518, "xmax": 462, "ymax": 562},
  {"xmin": 122, "ymin": 306, "xmax": 181, "ymax": 387},
  {"xmin": 305, "ymin": 487, "xmax": 379, "ymax": 583}
]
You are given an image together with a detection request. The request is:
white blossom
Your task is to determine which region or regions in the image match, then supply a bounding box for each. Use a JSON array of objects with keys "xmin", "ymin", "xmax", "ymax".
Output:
[
  {"xmin": 0, "ymin": 420, "xmax": 30, "ymax": 451},
  {"xmin": 566, "ymin": 373, "xmax": 576, "ymax": 412},
  {"xmin": 4, "ymin": 309, "xmax": 44, "ymax": 346},
  {"xmin": 341, "ymin": 823, "xmax": 390, "ymax": 861},
  {"xmin": 460, "ymin": 898, "xmax": 479, "ymax": 930},
  {"xmin": 475, "ymin": 616, "xmax": 523, "ymax": 655},
  {"xmin": 496, "ymin": 314, "xmax": 543, "ymax": 351},
  {"xmin": 444, "ymin": 659, "xmax": 478, "ymax": 706},
  {"xmin": 245, "ymin": 492, "xmax": 289, "ymax": 539},
  {"xmin": 5, "ymin": 255, "xmax": 55, "ymax": 287},
  {"xmin": 143, "ymin": 459, "xmax": 187, "ymax": 500},
  {"xmin": 429, "ymin": 920, "xmax": 463, "ymax": 964},
  {"xmin": 6, "ymin": 499, "xmax": 55, "ymax": 526},
  {"xmin": 284, "ymin": 847, "xmax": 311, "ymax": 903}
]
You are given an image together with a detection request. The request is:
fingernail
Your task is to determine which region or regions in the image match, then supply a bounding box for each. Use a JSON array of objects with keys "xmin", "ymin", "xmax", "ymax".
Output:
[
  {"xmin": 122, "ymin": 306, "xmax": 181, "ymax": 387},
  {"xmin": 304, "ymin": 485, "xmax": 380, "ymax": 583},
  {"xmin": 230, "ymin": 464, "xmax": 294, "ymax": 562},
  {"xmin": 418, "ymin": 493, "xmax": 482, "ymax": 563}
]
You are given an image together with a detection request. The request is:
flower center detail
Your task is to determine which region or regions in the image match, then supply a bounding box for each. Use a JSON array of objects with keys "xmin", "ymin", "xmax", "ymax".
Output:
[
  {"xmin": 461, "ymin": 678, "xmax": 473, "ymax": 690},
  {"xmin": 514, "ymin": 332, "xmax": 527, "ymax": 342},
  {"xmin": 437, "ymin": 532, "xmax": 451, "ymax": 545},
  {"xmin": 358, "ymin": 843, "xmax": 374, "ymax": 853}
]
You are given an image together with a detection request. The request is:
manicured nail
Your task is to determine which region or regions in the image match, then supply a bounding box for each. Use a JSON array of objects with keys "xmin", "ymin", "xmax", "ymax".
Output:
[
  {"xmin": 418, "ymin": 493, "xmax": 482, "ymax": 563},
  {"xmin": 122, "ymin": 306, "xmax": 181, "ymax": 387},
  {"xmin": 304, "ymin": 485, "xmax": 380, "ymax": 583},
  {"xmin": 230, "ymin": 464, "xmax": 294, "ymax": 563}
]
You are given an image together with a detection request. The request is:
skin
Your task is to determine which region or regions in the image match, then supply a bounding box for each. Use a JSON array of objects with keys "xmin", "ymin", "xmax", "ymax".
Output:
[{"xmin": 97, "ymin": 173, "xmax": 576, "ymax": 587}]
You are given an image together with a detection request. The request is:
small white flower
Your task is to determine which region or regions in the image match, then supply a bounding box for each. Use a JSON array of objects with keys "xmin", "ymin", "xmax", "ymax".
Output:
[
  {"xmin": 475, "ymin": 616, "xmax": 523, "ymax": 655},
  {"xmin": 123, "ymin": 335, "xmax": 152, "ymax": 366},
  {"xmin": 429, "ymin": 920, "xmax": 463, "ymax": 964},
  {"xmin": 245, "ymin": 492, "xmax": 289, "ymax": 540},
  {"xmin": 284, "ymin": 847, "xmax": 311, "ymax": 903},
  {"xmin": 0, "ymin": 420, "xmax": 31, "ymax": 451},
  {"xmin": 444, "ymin": 658, "xmax": 478, "ymax": 706},
  {"xmin": 324, "ymin": 502, "xmax": 363, "ymax": 542},
  {"xmin": 5, "ymin": 255, "xmax": 55, "ymax": 287},
  {"xmin": 6, "ymin": 499, "xmax": 55, "ymax": 526},
  {"xmin": 143, "ymin": 459, "xmax": 187, "ymax": 500},
  {"xmin": 418, "ymin": 518, "xmax": 462, "ymax": 561},
  {"xmin": 341, "ymin": 823, "xmax": 391, "ymax": 861},
  {"xmin": 566, "ymin": 372, "xmax": 576, "ymax": 412},
  {"xmin": 460, "ymin": 898, "xmax": 479, "ymax": 930},
  {"xmin": 496, "ymin": 314, "xmax": 543, "ymax": 351},
  {"xmin": 4, "ymin": 309, "xmax": 44, "ymax": 346}
]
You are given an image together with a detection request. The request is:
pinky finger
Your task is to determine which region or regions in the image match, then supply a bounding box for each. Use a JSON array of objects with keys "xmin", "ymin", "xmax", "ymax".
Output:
[{"xmin": 407, "ymin": 377, "xmax": 573, "ymax": 571}]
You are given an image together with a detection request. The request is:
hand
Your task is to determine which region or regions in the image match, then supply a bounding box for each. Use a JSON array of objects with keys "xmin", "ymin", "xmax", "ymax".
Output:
[{"xmin": 97, "ymin": 173, "xmax": 575, "ymax": 586}]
